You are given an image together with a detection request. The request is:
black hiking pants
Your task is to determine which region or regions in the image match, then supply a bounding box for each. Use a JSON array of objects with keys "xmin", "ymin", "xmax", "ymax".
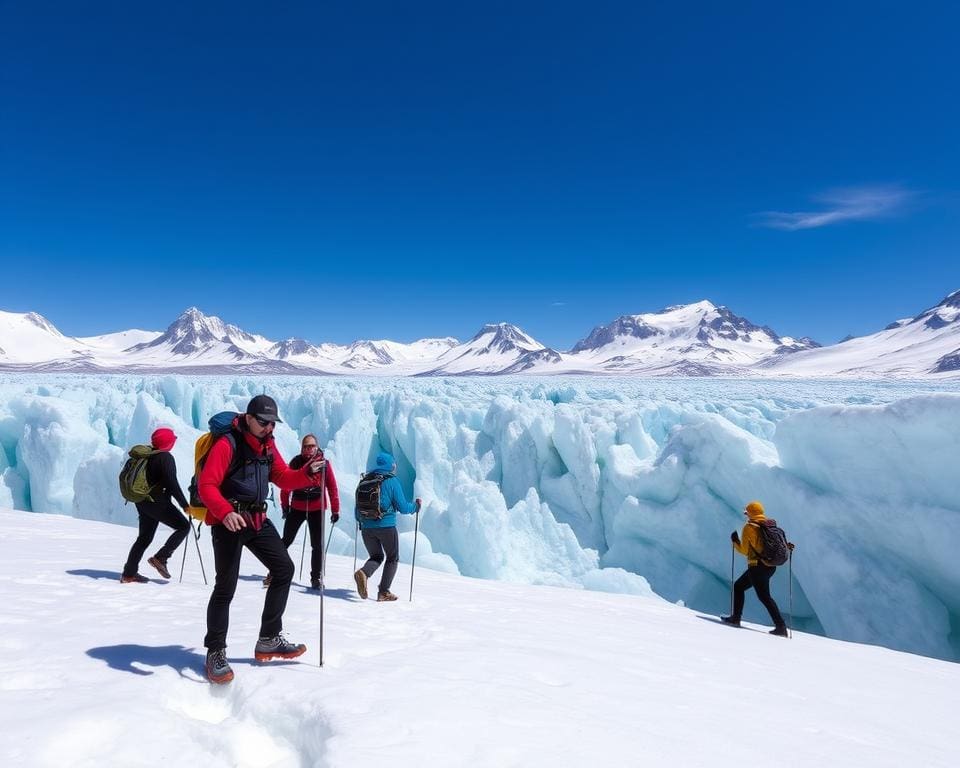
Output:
[
  {"xmin": 281, "ymin": 510, "xmax": 324, "ymax": 582},
  {"xmin": 360, "ymin": 526, "xmax": 400, "ymax": 594},
  {"xmin": 732, "ymin": 564, "xmax": 785, "ymax": 628},
  {"xmin": 123, "ymin": 500, "xmax": 190, "ymax": 576},
  {"xmin": 204, "ymin": 519, "xmax": 294, "ymax": 651}
]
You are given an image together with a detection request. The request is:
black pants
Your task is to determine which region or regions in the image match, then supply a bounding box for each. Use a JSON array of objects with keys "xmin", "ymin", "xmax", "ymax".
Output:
[
  {"xmin": 360, "ymin": 526, "xmax": 400, "ymax": 594},
  {"xmin": 123, "ymin": 500, "xmax": 190, "ymax": 577},
  {"xmin": 204, "ymin": 519, "xmax": 294, "ymax": 651},
  {"xmin": 281, "ymin": 510, "xmax": 324, "ymax": 582},
  {"xmin": 732, "ymin": 564, "xmax": 785, "ymax": 628}
]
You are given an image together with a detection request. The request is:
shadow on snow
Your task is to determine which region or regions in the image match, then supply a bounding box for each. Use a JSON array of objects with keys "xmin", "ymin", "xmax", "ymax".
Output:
[{"xmin": 86, "ymin": 644, "xmax": 206, "ymax": 679}]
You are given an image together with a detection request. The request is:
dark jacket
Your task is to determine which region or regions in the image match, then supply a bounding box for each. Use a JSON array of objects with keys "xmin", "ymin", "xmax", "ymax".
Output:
[{"xmin": 143, "ymin": 451, "xmax": 188, "ymax": 508}]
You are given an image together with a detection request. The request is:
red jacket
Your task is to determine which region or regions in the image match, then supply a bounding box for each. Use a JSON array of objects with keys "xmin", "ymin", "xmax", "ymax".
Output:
[
  {"xmin": 280, "ymin": 453, "xmax": 340, "ymax": 514},
  {"xmin": 198, "ymin": 421, "xmax": 321, "ymax": 526}
]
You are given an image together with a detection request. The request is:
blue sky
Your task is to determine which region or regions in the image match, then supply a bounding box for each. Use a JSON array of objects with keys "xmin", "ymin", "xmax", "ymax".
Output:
[{"xmin": 2, "ymin": 1, "xmax": 958, "ymax": 349}]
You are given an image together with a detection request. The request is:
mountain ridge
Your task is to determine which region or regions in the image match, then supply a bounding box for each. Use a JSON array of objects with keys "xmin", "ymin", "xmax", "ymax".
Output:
[{"xmin": 2, "ymin": 292, "xmax": 959, "ymax": 377}]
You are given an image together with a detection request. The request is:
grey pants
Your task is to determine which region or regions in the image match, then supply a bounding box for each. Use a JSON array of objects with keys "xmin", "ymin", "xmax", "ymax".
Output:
[{"xmin": 360, "ymin": 526, "xmax": 399, "ymax": 594}]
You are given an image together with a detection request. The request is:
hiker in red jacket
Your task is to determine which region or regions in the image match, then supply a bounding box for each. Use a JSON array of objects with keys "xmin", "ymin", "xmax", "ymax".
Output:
[
  {"xmin": 198, "ymin": 395, "xmax": 325, "ymax": 684},
  {"xmin": 262, "ymin": 434, "xmax": 340, "ymax": 590}
]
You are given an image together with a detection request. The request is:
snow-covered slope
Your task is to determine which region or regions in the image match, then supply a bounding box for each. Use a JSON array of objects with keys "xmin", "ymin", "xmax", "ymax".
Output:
[
  {"xmin": 1, "ymin": 508, "xmax": 956, "ymax": 768},
  {"xmin": 79, "ymin": 328, "xmax": 163, "ymax": 352},
  {"xmin": 565, "ymin": 300, "xmax": 819, "ymax": 375},
  {"xmin": 0, "ymin": 310, "xmax": 90, "ymax": 363},
  {"xmin": 768, "ymin": 290, "xmax": 960, "ymax": 377},
  {"xmin": 423, "ymin": 322, "xmax": 562, "ymax": 375}
]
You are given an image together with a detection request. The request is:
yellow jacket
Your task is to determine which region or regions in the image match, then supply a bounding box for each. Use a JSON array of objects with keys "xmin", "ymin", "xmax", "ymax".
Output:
[{"xmin": 733, "ymin": 515, "xmax": 766, "ymax": 566}]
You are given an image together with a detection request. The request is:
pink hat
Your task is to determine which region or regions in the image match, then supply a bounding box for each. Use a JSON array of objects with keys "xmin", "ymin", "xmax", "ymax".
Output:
[{"xmin": 151, "ymin": 428, "xmax": 177, "ymax": 452}]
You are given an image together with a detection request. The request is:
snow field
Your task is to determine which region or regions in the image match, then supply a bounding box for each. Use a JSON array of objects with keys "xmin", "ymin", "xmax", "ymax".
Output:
[{"xmin": 1, "ymin": 510, "xmax": 958, "ymax": 768}]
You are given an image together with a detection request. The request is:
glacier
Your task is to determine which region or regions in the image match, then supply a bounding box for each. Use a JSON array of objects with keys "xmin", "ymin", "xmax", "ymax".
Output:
[{"xmin": 1, "ymin": 374, "xmax": 958, "ymax": 661}]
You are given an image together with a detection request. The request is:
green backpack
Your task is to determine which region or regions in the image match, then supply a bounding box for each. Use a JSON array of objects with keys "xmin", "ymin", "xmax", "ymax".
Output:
[{"xmin": 119, "ymin": 445, "xmax": 158, "ymax": 503}]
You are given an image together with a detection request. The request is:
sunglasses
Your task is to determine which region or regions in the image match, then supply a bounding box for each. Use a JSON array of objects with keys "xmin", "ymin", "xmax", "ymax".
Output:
[
  {"xmin": 253, "ymin": 416, "xmax": 276, "ymax": 428},
  {"xmin": 303, "ymin": 444, "xmax": 318, "ymax": 450}
]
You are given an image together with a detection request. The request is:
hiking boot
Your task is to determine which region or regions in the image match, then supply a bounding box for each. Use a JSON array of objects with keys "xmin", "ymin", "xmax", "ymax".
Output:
[
  {"xmin": 310, "ymin": 579, "xmax": 321, "ymax": 590},
  {"xmin": 262, "ymin": 573, "xmax": 272, "ymax": 587},
  {"xmin": 377, "ymin": 590, "xmax": 398, "ymax": 602},
  {"xmin": 254, "ymin": 634, "xmax": 307, "ymax": 661},
  {"xmin": 205, "ymin": 648, "xmax": 234, "ymax": 684},
  {"xmin": 353, "ymin": 569, "xmax": 368, "ymax": 599},
  {"xmin": 769, "ymin": 625, "xmax": 789, "ymax": 637},
  {"xmin": 120, "ymin": 573, "xmax": 149, "ymax": 584},
  {"xmin": 720, "ymin": 615, "xmax": 741, "ymax": 627},
  {"xmin": 147, "ymin": 556, "xmax": 171, "ymax": 579}
]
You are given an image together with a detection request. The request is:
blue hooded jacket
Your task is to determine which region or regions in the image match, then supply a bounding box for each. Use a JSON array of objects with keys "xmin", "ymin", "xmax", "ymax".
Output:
[{"xmin": 355, "ymin": 452, "xmax": 417, "ymax": 529}]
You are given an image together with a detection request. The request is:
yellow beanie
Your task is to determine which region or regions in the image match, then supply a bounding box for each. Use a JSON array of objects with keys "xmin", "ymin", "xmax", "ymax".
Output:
[{"xmin": 744, "ymin": 500, "xmax": 765, "ymax": 518}]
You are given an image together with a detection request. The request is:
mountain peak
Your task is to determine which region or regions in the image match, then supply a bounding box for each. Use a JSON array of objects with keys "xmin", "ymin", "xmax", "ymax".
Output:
[
  {"xmin": 570, "ymin": 315, "xmax": 660, "ymax": 353},
  {"xmin": 936, "ymin": 290, "xmax": 960, "ymax": 309},
  {"xmin": 23, "ymin": 312, "xmax": 63, "ymax": 337},
  {"xmin": 471, "ymin": 323, "xmax": 540, "ymax": 350},
  {"xmin": 659, "ymin": 299, "xmax": 717, "ymax": 314}
]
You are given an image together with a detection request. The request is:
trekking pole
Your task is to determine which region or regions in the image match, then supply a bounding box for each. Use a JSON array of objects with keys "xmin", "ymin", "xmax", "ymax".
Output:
[
  {"xmin": 324, "ymin": 521, "xmax": 336, "ymax": 559},
  {"xmin": 319, "ymin": 462, "xmax": 327, "ymax": 577},
  {"xmin": 729, "ymin": 545, "xmax": 735, "ymax": 617},
  {"xmin": 299, "ymin": 497, "xmax": 309, "ymax": 581},
  {"xmin": 787, "ymin": 545, "xmax": 794, "ymax": 640},
  {"xmin": 194, "ymin": 522, "xmax": 207, "ymax": 585},
  {"xmin": 319, "ymin": 495, "xmax": 325, "ymax": 668},
  {"xmin": 409, "ymin": 507, "xmax": 420, "ymax": 602},
  {"xmin": 179, "ymin": 524, "xmax": 189, "ymax": 583}
]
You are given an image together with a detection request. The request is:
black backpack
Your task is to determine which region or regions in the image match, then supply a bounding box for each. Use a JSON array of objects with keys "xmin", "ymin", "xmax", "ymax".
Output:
[
  {"xmin": 756, "ymin": 520, "xmax": 789, "ymax": 566},
  {"xmin": 355, "ymin": 472, "xmax": 391, "ymax": 520}
]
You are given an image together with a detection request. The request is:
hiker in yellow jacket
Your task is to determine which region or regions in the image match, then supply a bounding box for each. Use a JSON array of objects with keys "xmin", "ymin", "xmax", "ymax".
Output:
[{"xmin": 721, "ymin": 500, "xmax": 790, "ymax": 636}]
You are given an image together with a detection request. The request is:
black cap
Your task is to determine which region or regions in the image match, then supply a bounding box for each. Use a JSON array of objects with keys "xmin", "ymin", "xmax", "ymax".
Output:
[{"xmin": 246, "ymin": 394, "xmax": 283, "ymax": 424}]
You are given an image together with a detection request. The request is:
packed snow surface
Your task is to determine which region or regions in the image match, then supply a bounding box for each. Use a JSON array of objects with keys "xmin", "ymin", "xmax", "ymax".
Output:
[
  {"xmin": 1, "ymin": 509, "xmax": 957, "ymax": 768},
  {"xmin": 1, "ymin": 374, "xmax": 959, "ymax": 662}
]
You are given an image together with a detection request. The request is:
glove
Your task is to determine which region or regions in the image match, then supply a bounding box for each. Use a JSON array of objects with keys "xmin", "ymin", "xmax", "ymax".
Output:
[
  {"xmin": 330, "ymin": 512, "xmax": 340, "ymax": 524},
  {"xmin": 787, "ymin": 542, "xmax": 796, "ymax": 552},
  {"xmin": 415, "ymin": 498, "xmax": 422, "ymax": 512},
  {"xmin": 281, "ymin": 504, "xmax": 290, "ymax": 519},
  {"xmin": 307, "ymin": 459, "xmax": 326, "ymax": 475},
  {"xmin": 730, "ymin": 531, "xmax": 740, "ymax": 543}
]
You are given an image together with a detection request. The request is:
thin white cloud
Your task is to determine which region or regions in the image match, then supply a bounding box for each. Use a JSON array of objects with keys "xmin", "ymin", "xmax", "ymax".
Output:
[
  {"xmin": 551, "ymin": 301, "xmax": 566, "ymax": 307},
  {"xmin": 756, "ymin": 184, "xmax": 914, "ymax": 230}
]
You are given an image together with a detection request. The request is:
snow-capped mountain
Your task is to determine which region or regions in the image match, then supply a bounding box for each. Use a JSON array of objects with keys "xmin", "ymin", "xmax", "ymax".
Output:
[
  {"xmin": 422, "ymin": 323, "xmax": 561, "ymax": 375},
  {"xmin": 565, "ymin": 300, "xmax": 820, "ymax": 375},
  {"xmin": 768, "ymin": 290, "xmax": 960, "ymax": 377},
  {"xmin": 0, "ymin": 310, "xmax": 82, "ymax": 363},
  {"xmin": 2, "ymin": 293, "xmax": 959, "ymax": 376},
  {"xmin": 126, "ymin": 307, "xmax": 276, "ymax": 362},
  {"xmin": 0, "ymin": 309, "xmax": 161, "ymax": 365}
]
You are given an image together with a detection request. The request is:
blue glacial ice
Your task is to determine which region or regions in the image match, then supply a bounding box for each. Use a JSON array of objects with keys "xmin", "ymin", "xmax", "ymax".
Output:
[{"xmin": 0, "ymin": 374, "xmax": 958, "ymax": 660}]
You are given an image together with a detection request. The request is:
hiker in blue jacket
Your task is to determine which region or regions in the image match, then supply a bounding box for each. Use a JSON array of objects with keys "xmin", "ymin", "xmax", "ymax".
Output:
[{"xmin": 353, "ymin": 451, "xmax": 420, "ymax": 602}]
